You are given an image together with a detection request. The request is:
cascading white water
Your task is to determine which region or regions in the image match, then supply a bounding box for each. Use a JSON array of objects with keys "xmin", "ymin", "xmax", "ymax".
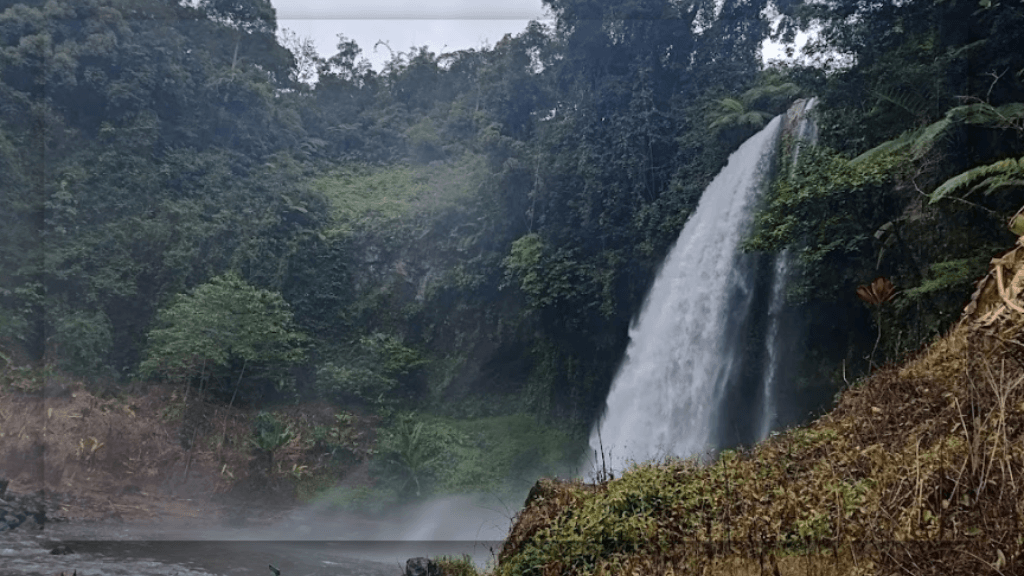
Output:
[
  {"xmin": 755, "ymin": 99, "xmax": 819, "ymax": 440},
  {"xmin": 587, "ymin": 99, "xmax": 818, "ymax": 476},
  {"xmin": 756, "ymin": 253, "xmax": 790, "ymax": 441},
  {"xmin": 588, "ymin": 114, "xmax": 784, "ymax": 475}
]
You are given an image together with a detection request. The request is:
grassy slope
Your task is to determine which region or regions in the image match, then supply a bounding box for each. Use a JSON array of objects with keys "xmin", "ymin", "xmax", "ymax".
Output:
[
  {"xmin": 496, "ymin": 244, "xmax": 1024, "ymax": 575},
  {"xmin": 312, "ymin": 154, "xmax": 486, "ymax": 235}
]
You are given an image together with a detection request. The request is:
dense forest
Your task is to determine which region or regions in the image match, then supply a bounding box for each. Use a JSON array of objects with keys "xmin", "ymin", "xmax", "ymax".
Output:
[{"xmin": 1, "ymin": 0, "xmax": 1023, "ymax": 502}]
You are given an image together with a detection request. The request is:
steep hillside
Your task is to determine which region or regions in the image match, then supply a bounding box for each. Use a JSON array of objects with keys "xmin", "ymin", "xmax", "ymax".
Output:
[{"xmin": 496, "ymin": 241, "xmax": 1024, "ymax": 575}]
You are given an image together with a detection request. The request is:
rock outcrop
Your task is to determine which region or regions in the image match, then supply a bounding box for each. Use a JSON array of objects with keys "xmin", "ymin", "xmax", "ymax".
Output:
[
  {"xmin": 405, "ymin": 557, "xmax": 440, "ymax": 576},
  {"xmin": 0, "ymin": 483, "xmax": 48, "ymax": 532}
]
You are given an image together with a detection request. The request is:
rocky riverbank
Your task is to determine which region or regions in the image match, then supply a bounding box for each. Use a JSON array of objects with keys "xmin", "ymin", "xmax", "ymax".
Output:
[{"xmin": 1, "ymin": 479, "xmax": 51, "ymax": 533}]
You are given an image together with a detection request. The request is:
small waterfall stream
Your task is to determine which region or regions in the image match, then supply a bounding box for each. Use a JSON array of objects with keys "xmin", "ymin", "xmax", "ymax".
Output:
[
  {"xmin": 589, "ymin": 99, "xmax": 817, "ymax": 475},
  {"xmin": 756, "ymin": 99, "xmax": 819, "ymax": 440}
]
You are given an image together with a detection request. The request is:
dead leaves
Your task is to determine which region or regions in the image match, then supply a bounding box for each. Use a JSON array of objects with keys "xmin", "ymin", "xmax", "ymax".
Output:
[{"xmin": 856, "ymin": 276, "xmax": 896, "ymax": 307}]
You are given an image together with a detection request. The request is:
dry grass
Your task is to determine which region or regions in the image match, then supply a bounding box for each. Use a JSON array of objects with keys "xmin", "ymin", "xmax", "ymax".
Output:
[{"xmin": 497, "ymin": 246, "xmax": 1024, "ymax": 575}]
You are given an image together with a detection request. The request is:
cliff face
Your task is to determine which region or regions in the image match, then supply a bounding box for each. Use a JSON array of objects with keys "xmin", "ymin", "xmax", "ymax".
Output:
[{"xmin": 496, "ymin": 240, "xmax": 1024, "ymax": 576}]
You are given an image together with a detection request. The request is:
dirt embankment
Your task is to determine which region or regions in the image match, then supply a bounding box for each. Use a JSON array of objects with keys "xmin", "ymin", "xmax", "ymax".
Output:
[
  {"xmin": 0, "ymin": 378, "xmax": 227, "ymax": 525},
  {"xmin": 0, "ymin": 375, "xmax": 374, "ymax": 528}
]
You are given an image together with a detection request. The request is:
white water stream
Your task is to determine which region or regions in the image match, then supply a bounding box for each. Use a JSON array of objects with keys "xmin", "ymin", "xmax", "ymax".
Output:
[
  {"xmin": 756, "ymin": 99, "xmax": 819, "ymax": 440},
  {"xmin": 589, "ymin": 100, "xmax": 817, "ymax": 475}
]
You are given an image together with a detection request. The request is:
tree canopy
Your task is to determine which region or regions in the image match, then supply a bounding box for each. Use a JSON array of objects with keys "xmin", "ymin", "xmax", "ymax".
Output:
[{"xmin": 141, "ymin": 273, "xmax": 305, "ymax": 397}]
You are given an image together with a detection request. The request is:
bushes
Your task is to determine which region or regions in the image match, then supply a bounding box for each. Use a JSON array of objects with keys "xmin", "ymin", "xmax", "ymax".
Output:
[
  {"xmin": 371, "ymin": 413, "xmax": 581, "ymax": 501},
  {"xmin": 433, "ymin": 555, "xmax": 480, "ymax": 576},
  {"xmin": 48, "ymin": 308, "xmax": 113, "ymax": 375},
  {"xmin": 140, "ymin": 273, "xmax": 306, "ymax": 401},
  {"xmin": 315, "ymin": 333, "xmax": 426, "ymax": 405}
]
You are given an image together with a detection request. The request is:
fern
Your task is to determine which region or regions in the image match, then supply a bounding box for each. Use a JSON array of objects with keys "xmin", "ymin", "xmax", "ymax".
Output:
[
  {"xmin": 946, "ymin": 102, "xmax": 1024, "ymax": 130},
  {"xmin": 869, "ymin": 86, "xmax": 932, "ymax": 120},
  {"xmin": 741, "ymin": 82, "xmax": 800, "ymax": 108},
  {"xmin": 709, "ymin": 98, "xmax": 772, "ymax": 131},
  {"xmin": 929, "ymin": 156, "xmax": 1024, "ymax": 203},
  {"xmin": 849, "ymin": 129, "xmax": 917, "ymax": 167},
  {"xmin": 910, "ymin": 117, "xmax": 951, "ymax": 159},
  {"xmin": 899, "ymin": 257, "xmax": 988, "ymax": 303},
  {"xmin": 709, "ymin": 80, "xmax": 801, "ymax": 133},
  {"xmin": 712, "ymin": 97, "xmax": 745, "ymax": 115},
  {"xmin": 852, "ymin": 101, "xmax": 1024, "ymax": 169}
]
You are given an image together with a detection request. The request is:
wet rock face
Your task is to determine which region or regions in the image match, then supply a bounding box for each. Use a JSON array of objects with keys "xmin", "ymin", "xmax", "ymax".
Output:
[{"xmin": 405, "ymin": 557, "xmax": 440, "ymax": 576}]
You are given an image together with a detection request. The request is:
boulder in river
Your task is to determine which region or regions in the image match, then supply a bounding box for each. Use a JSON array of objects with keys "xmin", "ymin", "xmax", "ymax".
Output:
[{"xmin": 405, "ymin": 557, "xmax": 440, "ymax": 576}]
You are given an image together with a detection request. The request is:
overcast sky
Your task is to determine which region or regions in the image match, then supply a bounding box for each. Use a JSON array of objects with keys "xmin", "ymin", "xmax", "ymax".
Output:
[{"xmin": 270, "ymin": 0, "xmax": 551, "ymax": 70}]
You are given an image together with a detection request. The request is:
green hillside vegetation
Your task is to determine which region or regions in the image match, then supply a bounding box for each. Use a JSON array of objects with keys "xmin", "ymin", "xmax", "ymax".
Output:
[{"xmin": 315, "ymin": 155, "xmax": 487, "ymax": 234}]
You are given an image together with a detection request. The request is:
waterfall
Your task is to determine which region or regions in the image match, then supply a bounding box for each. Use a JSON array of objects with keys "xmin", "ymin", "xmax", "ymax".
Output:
[
  {"xmin": 756, "ymin": 99, "xmax": 818, "ymax": 440},
  {"xmin": 588, "ymin": 99, "xmax": 817, "ymax": 476}
]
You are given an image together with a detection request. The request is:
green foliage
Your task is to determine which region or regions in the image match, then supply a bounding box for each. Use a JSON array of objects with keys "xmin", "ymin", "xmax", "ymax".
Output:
[
  {"xmin": 316, "ymin": 363, "xmax": 396, "ymax": 405},
  {"xmin": 250, "ymin": 411, "xmax": 295, "ymax": 453},
  {"xmin": 851, "ymin": 101, "xmax": 1024, "ymax": 169},
  {"xmin": 431, "ymin": 414, "xmax": 581, "ymax": 495},
  {"xmin": 709, "ymin": 81, "xmax": 800, "ymax": 134},
  {"xmin": 373, "ymin": 413, "xmax": 580, "ymax": 499},
  {"xmin": 503, "ymin": 233, "xmax": 619, "ymax": 317},
  {"xmin": 249, "ymin": 410, "xmax": 295, "ymax": 474},
  {"xmin": 199, "ymin": 0, "xmax": 277, "ymax": 36},
  {"xmin": 930, "ymin": 156, "xmax": 1024, "ymax": 203},
  {"xmin": 752, "ymin": 93, "xmax": 1024, "ymax": 375},
  {"xmin": 306, "ymin": 412, "xmax": 363, "ymax": 462},
  {"xmin": 406, "ymin": 117, "xmax": 446, "ymax": 161},
  {"xmin": 315, "ymin": 333, "xmax": 426, "ymax": 405},
  {"xmin": 48, "ymin": 307, "xmax": 113, "ymax": 375},
  {"xmin": 0, "ymin": 0, "xmax": 325, "ymax": 375},
  {"xmin": 140, "ymin": 273, "xmax": 305, "ymax": 390},
  {"xmin": 311, "ymin": 484, "xmax": 401, "ymax": 514},
  {"xmin": 708, "ymin": 98, "xmax": 773, "ymax": 132},
  {"xmin": 433, "ymin": 555, "xmax": 480, "ymax": 576},
  {"xmin": 503, "ymin": 234, "xmax": 551, "ymax": 304},
  {"xmin": 748, "ymin": 145, "xmax": 908, "ymax": 271},
  {"xmin": 899, "ymin": 257, "xmax": 989, "ymax": 303},
  {"xmin": 314, "ymin": 155, "xmax": 486, "ymax": 234},
  {"xmin": 376, "ymin": 413, "xmax": 456, "ymax": 497}
]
